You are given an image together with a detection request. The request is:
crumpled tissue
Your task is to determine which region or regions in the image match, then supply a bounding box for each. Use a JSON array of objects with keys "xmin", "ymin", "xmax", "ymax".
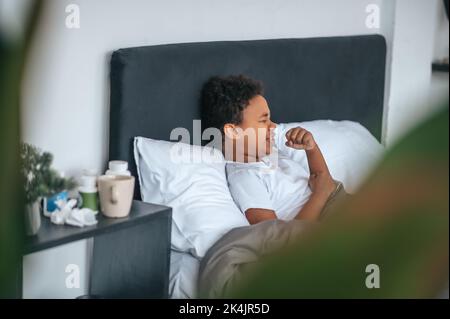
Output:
[{"xmin": 50, "ymin": 198, "xmax": 98, "ymax": 227}]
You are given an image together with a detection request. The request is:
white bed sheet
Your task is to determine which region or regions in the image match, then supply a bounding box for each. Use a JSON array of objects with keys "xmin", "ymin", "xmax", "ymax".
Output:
[{"xmin": 169, "ymin": 250, "xmax": 200, "ymax": 299}]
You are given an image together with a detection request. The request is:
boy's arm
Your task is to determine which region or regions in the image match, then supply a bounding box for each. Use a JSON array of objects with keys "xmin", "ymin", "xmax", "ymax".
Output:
[
  {"xmin": 294, "ymin": 192, "xmax": 330, "ymax": 221},
  {"xmin": 245, "ymin": 208, "xmax": 277, "ymax": 225},
  {"xmin": 285, "ymin": 127, "xmax": 336, "ymax": 220}
]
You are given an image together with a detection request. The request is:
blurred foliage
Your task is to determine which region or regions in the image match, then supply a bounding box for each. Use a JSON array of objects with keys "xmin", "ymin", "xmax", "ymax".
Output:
[
  {"xmin": 0, "ymin": 0, "xmax": 43, "ymax": 298},
  {"xmin": 20, "ymin": 143, "xmax": 77, "ymax": 204},
  {"xmin": 230, "ymin": 104, "xmax": 449, "ymax": 298}
]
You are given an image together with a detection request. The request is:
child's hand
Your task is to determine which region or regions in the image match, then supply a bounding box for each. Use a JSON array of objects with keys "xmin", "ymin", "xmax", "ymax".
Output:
[{"xmin": 285, "ymin": 127, "xmax": 317, "ymax": 150}]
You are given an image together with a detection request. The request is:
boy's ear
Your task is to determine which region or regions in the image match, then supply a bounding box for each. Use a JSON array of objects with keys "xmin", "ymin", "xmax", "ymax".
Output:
[{"xmin": 224, "ymin": 123, "xmax": 239, "ymax": 139}]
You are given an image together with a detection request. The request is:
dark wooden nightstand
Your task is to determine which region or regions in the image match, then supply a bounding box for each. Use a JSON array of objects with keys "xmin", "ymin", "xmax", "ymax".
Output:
[{"xmin": 22, "ymin": 200, "xmax": 172, "ymax": 299}]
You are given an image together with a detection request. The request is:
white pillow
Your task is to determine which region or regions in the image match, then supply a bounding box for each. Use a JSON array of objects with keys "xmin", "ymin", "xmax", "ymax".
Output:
[
  {"xmin": 275, "ymin": 120, "xmax": 384, "ymax": 193},
  {"xmin": 133, "ymin": 137, "xmax": 249, "ymax": 258}
]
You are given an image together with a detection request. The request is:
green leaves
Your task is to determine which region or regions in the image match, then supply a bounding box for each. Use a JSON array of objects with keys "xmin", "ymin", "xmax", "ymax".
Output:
[
  {"xmin": 0, "ymin": 0, "xmax": 44, "ymax": 299},
  {"xmin": 20, "ymin": 143, "xmax": 77, "ymax": 204}
]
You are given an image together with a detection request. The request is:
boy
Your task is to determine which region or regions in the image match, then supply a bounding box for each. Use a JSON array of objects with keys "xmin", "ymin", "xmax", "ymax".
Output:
[{"xmin": 201, "ymin": 75, "xmax": 342, "ymax": 224}]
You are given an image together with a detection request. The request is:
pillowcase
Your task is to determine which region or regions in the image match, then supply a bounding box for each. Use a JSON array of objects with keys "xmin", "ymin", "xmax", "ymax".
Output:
[
  {"xmin": 134, "ymin": 137, "xmax": 249, "ymax": 258},
  {"xmin": 275, "ymin": 120, "xmax": 384, "ymax": 193}
]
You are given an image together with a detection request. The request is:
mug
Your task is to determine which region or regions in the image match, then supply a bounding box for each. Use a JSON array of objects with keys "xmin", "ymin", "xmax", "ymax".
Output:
[{"xmin": 97, "ymin": 175, "xmax": 135, "ymax": 218}]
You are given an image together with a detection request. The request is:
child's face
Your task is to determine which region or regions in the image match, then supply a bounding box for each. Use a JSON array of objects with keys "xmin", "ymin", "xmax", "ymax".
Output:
[{"xmin": 231, "ymin": 95, "xmax": 277, "ymax": 160}]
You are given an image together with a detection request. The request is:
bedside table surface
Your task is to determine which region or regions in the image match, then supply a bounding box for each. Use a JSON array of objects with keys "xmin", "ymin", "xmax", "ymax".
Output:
[{"xmin": 23, "ymin": 200, "xmax": 172, "ymax": 255}]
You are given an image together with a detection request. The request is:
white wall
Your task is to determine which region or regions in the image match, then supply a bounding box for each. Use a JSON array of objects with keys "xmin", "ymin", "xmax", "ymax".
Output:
[
  {"xmin": 21, "ymin": 0, "xmax": 386, "ymax": 178},
  {"xmin": 19, "ymin": 0, "xmax": 447, "ymax": 298},
  {"xmin": 385, "ymin": 0, "xmax": 448, "ymax": 146}
]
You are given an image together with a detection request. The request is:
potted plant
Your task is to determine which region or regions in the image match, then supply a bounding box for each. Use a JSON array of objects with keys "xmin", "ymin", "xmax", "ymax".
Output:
[{"xmin": 20, "ymin": 143, "xmax": 76, "ymax": 235}]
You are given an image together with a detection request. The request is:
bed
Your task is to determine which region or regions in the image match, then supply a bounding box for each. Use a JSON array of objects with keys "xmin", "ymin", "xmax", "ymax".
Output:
[{"xmin": 108, "ymin": 35, "xmax": 387, "ymax": 298}]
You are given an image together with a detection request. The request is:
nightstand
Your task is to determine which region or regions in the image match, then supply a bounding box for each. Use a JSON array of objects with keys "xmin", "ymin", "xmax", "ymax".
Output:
[{"xmin": 22, "ymin": 200, "xmax": 172, "ymax": 298}]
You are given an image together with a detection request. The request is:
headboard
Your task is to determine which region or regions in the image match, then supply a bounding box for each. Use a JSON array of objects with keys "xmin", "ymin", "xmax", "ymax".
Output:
[{"xmin": 109, "ymin": 35, "xmax": 386, "ymax": 199}]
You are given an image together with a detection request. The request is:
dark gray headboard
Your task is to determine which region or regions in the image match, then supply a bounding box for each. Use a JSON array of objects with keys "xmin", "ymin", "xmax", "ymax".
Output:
[{"xmin": 109, "ymin": 35, "xmax": 386, "ymax": 199}]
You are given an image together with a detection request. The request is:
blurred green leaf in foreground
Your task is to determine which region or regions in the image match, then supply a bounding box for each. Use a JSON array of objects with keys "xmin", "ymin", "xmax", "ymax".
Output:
[
  {"xmin": 231, "ymin": 104, "xmax": 449, "ymax": 299},
  {"xmin": 0, "ymin": 0, "xmax": 43, "ymax": 298}
]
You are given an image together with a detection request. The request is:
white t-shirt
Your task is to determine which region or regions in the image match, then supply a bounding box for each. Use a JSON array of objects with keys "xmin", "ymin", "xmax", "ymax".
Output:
[{"xmin": 226, "ymin": 128, "xmax": 312, "ymax": 221}]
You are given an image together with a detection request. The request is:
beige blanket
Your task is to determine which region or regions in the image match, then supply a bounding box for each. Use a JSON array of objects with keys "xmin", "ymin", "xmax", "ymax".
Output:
[
  {"xmin": 197, "ymin": 182, "xmax": 347, "ymax": 298},
  {"xmin": 197, "ymin": 219, "xmax": 310, "ymax": 298}
]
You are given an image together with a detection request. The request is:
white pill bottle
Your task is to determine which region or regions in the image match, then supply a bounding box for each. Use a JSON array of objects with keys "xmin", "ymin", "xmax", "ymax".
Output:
[{"xmin": 105, "ymin": 160, "xmax": 131, "ymax": 176}]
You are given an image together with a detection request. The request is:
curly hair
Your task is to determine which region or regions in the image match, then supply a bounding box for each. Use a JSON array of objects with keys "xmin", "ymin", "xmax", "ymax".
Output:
[{"xmin": 201, "ymin": 75, "xmax": 264, "ymax": 135}]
